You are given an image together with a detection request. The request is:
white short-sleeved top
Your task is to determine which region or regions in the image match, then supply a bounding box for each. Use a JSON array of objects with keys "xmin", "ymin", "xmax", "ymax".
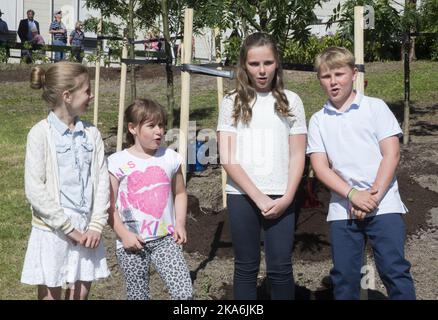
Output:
[
  {"xmin": 307, "ymin": 91, "xmax": 407, "ymax": 221},
  {"xmin": 217, "ymin": 90, "xmax": 307, "ymax": 195},
  {"xmin": 107, "ymin": 147, "xmax": 182, "ymax": 248}
]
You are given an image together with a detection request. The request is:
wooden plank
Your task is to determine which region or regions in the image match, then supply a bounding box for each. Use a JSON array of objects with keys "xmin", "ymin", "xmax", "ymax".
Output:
[
  {"xmin": 215, "ymin": 28, "xmax": 227, "ymax": 209},
  {"xmin": 93, "ymin": 18, "xmax": 102, "ymax": 126},
  {"xmin": 178, "ymin": 8, "xmax": 193, "ymax": 182},
  {"xmin": 116, "ymin": 43, "xmax": 128, "ymax": 152},
  {"xmin": 354, "ymin": 6, "xmax": 365, "ymax": 93}
]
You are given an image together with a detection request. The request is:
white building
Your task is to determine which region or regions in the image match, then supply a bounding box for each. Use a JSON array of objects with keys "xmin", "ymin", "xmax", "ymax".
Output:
[
  {"xmin": 310, "ymin": 0, "xmax": 346, "ymax": 37},
  {"xmin": 1, "ymin": 0, "xmax": 416, "ymax": 62},
  {"xmin": 0, "ymin": 0, "xmax": 350, "ymax": 62},
  {"xmin": 1, "ymin": 0, "xmax": 99, "ymax": 44}
]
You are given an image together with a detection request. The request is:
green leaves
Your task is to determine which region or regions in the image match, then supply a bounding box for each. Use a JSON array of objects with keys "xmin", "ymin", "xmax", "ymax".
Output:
[
  {"xmin": 193, "ymin": 0, "xmax": 322, "ymax": 50},
  {"xmin": 283, "ymin": 33, "xmax": 353, "ymax": 64}
]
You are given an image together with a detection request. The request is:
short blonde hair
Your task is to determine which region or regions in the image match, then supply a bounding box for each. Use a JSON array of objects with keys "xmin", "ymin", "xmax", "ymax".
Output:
[
  {"xmin": 315, "ymin": 46, "xmax": 355, "ymax": 75},
  {"xmin": 75, "ymin": 21, "xmax": 83, "ymax": 29},
  {"xmin": 30, "ymin": 62, "xmax": 89, "ymax": 108}
]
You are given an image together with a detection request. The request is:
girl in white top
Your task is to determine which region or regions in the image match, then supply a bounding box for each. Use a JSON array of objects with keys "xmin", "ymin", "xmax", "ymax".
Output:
[
  {"xmin": 21, "ymin": 62, "xmax": 110, "ymax": 300},
  {"xmin": 217, "ymin": 32, "xmax": 307, "ymax": 299},
  {"xmin": 107, "ymin": 99, "xmax": 192, "ymax": 300}
]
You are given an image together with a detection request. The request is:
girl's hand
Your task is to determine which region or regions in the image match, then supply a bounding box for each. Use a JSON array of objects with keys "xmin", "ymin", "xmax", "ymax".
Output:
[
  {"xmin": 121, "ymin": 232, "xmax": 145, "ymax": 251},
  {"xmin": 262, "ymin": 197, "xmax": 290, "ymax": 220},
  {"xmin": 350, "ymin": 189, "xmax": 379, "ymax": 213},
  {"xmin": 254, "ymin": 194, "xmax": 276, "ymax": 214},
  {"xmin": 81, "ymin": 230, "xmax": 101, "ymax": 249},
  {"xmin": 173, "ymin": 225, "xmax": 187, "ymax": 245},
  {"xmin": 66, "ymin": 229, "xmax": 83, "ymax": 246}
]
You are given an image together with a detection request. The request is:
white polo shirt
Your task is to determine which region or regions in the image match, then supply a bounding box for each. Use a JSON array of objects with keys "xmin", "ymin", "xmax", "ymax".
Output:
[{"xmin": 307, "ymin": 91, "xmax": 407, "ymax": 221}]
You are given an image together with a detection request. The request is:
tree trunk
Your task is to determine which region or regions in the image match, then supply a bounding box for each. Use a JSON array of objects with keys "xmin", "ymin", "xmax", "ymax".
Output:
[
  {"xmin": 409, "ymin": 36, "xmax": 416, "ymax": 62},
  {"xmin": 161, "ymin": 0, "xmax": 175, "ymax": 129}
]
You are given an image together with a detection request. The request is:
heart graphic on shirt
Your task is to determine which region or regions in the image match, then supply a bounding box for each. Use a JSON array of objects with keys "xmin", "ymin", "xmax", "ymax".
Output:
[{"xmin": 126, "ymin": 166, "xmax": 170, "ymax": 219}]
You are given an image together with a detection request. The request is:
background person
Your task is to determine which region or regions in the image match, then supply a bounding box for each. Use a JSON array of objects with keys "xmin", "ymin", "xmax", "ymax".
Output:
[
  {"xmin": 69, "ymin": 21, "xmax": 85, "ymax": 63},
  {"xmin": 49, "ymin": 11, "xmax": 67, "ymax": 62}
]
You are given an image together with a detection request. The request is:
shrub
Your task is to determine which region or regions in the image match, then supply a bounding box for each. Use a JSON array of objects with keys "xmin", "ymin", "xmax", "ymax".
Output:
[{"xmin": 283, "ymin": 34, "xmax": 353, "ymax": 64}]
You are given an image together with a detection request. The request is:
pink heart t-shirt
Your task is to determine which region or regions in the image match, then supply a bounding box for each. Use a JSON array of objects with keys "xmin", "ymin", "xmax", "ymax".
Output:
[{"xmin": 108, "ymin": 147, "xmax": 182, "ymax": 248}]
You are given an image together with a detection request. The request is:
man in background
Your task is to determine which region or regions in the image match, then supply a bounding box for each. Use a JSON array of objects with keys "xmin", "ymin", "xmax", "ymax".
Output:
[
  {"xmin": 0, "ymin": 9, "xmax": 10, "ymax": 45},
  {"xmin": 18, "ymin": 9, "xmax": 40, "ymax": 62}
]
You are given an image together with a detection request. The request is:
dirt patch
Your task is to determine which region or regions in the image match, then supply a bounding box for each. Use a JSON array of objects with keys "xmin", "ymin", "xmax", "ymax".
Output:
[{"xmin": 182, "ymin": 160, "xmax": 434, "ymax": 264}]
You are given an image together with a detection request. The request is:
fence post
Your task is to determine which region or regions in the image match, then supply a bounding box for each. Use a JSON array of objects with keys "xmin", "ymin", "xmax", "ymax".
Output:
[
  {"xmin": 116, "ymin": 42, "xmax": 128, "ymax": 152},
  {"xmin": 93, "ymin": 18, "xmax": 102, "ymax": 126},
  {"xmin": 354, "ymin": 6, "xmax": 365, "ymax": 93},
  {"xmin": 178, "ymin": 8, "xmax": 194, "ymax": 182},
  {"xmin": 403, "ymin": 33, "xmax": 411, "ymax": 145}
]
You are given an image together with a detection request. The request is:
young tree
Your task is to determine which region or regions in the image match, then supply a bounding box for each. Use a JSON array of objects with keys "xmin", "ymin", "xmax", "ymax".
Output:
[
  {"xmin": 327, "ymin": 0, "xmax": 420, "ymax": 61},
  {"xmin": 193, "ymin": 0, "xmax": 322, "ymax": 53},
  {"xmin": 85, "ymin": 0, "xmax": 161, "ymax": 101},
  {"xmin": 86, "ymin": 0, "xmax": 185, "ymax": 129}
]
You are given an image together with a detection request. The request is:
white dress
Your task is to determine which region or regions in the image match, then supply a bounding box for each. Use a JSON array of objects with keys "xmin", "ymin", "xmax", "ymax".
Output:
[{"xmin": 21, "ymin": 208, "xmax": 110, "ymax": 288}]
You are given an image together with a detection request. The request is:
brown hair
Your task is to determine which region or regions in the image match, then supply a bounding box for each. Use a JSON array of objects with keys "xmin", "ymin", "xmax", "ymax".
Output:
[
  {"xmin": 314, "ymin": 46, "xmax": 355, "ymax": 76},
  {"xmin": 30, "ymin": 61, "xmax": 89, "ymax": 108},
  {"xmin": 124, "ymin": 98, "xmax": 167, "ymax": 146},
  {"xmin": 232, "ymin": 32, "xmax": 291, "ymax": 125}
]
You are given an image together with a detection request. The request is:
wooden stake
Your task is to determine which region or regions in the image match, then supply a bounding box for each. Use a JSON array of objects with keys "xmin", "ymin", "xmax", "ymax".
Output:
[
  {"xmin": 354, "ymin": 6, "xmax": 365, "ymax": 93},
  {"xmin": 178, "ymin": 8, "xmax": 193, "ymax": 182},
  {"xmin": 403, "ymin": 33, "xmax": 411, "ymax": 145},
  {"xmin": 214, "ymin": 28, "xmax": 227, "ymax": 209},
  {"xmin": 116, "ymin": 43, "xmax": 128, "ymax": 152},
  {"xmin": 355, "ymin": 6, "xmax": 368, "ymax": 301},
  {"xmin": 93, "ymin": 18, "xmax": 102, "ymax": 126}
]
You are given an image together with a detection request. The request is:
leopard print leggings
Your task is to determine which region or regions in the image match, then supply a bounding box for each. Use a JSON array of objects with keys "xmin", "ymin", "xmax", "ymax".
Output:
[{"xmin": 116, "ymin": 235, "xmax": 193, "ymax": 300}]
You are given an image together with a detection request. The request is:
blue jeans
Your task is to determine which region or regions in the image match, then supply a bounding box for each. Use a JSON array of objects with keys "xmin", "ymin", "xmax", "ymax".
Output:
[
  {"xmin": 53, "ymin": 39, "xmax": 66, "ymax": 62},
  {"xmin": 227, "ymin": 194, "xmax": 295, "ymax": 300},
  {"xmin": 330, "ymin": 213, "xmax": 416, "ymax": 300}
]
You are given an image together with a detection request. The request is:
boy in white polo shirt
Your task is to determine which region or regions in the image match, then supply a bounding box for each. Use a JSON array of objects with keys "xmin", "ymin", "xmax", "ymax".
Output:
[{"xmin": 307, "ymin": 46, "xmax": 415, "ymax": 300}]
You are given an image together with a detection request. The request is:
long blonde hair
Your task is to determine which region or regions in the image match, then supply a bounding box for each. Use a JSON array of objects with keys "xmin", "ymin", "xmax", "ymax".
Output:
[
  {"xmin": 232, "ymin": 32, "xmax": 291, "ymax": 125},
  {"xmin": 30, "ymin": 61, "xmax": 89, "ymax": 108}
]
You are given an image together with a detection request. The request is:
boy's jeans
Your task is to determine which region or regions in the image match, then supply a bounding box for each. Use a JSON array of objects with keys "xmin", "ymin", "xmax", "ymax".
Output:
[{"xmin": 330, "ymin": 213, "xmax": 416, "ymax": 300}]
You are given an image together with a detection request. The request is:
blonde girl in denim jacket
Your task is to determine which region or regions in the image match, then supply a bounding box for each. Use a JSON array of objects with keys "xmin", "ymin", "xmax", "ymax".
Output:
[{"xmin": 21, "ymin": 62, "xmax": 110, "ymax": 299}]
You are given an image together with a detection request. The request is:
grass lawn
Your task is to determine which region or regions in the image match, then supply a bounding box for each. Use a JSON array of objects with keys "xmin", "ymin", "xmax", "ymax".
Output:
[{"xmin": 0, "ymin": 60, "xmax": 436, "ymax": 299}]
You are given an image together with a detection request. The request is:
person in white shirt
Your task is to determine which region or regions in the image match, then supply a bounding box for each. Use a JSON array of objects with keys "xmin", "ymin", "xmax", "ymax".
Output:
[
  {"xmin": 307, "ymin": 46, "xmax": 415, "ymax": 300},
  {"xmin": 107, "ymin": 99, "xmax": 192, "ymax": 300},
  {"xmin": 217, "ymin": 32, "xmax": 307, "ymax": 300},
  {"xmin": 21, "ymin": 62, "xmax": 110, "ymax": 300}
]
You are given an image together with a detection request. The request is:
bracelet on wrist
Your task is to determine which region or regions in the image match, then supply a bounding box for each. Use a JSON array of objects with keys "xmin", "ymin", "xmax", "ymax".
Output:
[{"xmin": 347, "ymin": 188, "xmax": 358, "ymax": 201}]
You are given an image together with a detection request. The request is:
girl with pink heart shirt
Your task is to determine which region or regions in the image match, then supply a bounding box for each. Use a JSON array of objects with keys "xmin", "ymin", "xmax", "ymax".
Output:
[{"xmin": 107, "ymin": 98, "xmax": 192, "ymax": 300}]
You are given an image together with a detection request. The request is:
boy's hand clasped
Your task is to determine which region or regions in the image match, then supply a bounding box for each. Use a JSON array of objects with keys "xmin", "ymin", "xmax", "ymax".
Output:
[{"xmin": 349, "ymin": 187, "xmax": 380, "ymax": 220}]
